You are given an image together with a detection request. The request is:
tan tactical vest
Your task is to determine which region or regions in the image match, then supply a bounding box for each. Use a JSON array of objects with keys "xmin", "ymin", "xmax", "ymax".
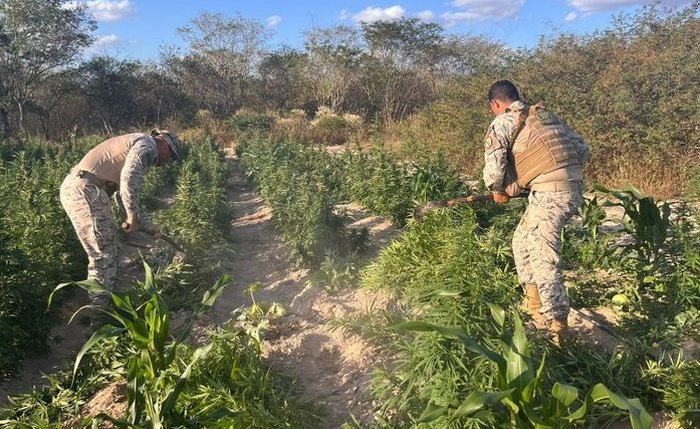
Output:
[
  {"xmin": 76, "ymin": 133, "xmax": 146, "ymax": 185},
  {"xmin": 508, "ymin": 104, "xmax": 581, "ymax": 188}
]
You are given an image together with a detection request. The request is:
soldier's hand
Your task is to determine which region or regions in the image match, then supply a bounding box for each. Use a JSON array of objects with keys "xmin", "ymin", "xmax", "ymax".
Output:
[
  {"xmin": 122, "ymin": 217, "xmax": 140, "ymax": 233},
  {"xmin": 492, "ymin": 192, "xmax": 510, "ymax": 204}
]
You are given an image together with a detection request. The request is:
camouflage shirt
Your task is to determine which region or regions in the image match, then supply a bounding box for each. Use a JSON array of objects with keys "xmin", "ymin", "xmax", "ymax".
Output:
[
  {"xmin": 482, "ymin": 101, "xmax": 590, "ymax": 193},
  {"xmin": 120, "ymin": 135, "xmax": 158, "ymax": 229},
  {"xmin": 482, "ymin": 101, "xmax": 523, "ymax": 193}
]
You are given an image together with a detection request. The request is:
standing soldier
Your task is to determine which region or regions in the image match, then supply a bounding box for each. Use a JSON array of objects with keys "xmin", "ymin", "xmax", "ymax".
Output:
[
  {"xmin": 60, "ymin": 130, "xmax": 180, "ymax": 318},
  {"xmin": 482, "ymin": 80, "xmax": 590, "ymax": 345}
]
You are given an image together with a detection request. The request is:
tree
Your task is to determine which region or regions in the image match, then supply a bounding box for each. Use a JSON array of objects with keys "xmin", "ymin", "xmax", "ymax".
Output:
[
  {"xmin": 257, "ymin": 46, "xmax": 308, "ymax": 111},
  {"xmin": 176, "ymin": 12, "xmax": 271, "ymax": 115},
  {"xmin": 0, "ymin": 0, "xmax": 95, "ymax": 131},
  {"xmin": 303, "ymin": 25, "xmax": 363, "ymax": 114},
  {"xmin": 360, "ymin": 18, "xmax": 445, "ymax": 124}
]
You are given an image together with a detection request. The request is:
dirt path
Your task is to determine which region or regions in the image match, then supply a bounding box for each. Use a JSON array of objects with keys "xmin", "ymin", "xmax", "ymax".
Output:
[{"xmin": 194, "ymin": 153, "xmax": 397, "ymax": 427}]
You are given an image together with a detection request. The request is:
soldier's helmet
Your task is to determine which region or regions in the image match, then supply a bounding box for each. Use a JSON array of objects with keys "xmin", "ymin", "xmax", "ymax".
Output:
[{"xmin": 150, "ymin": 129, "xmax": 180, "ymax": 161}]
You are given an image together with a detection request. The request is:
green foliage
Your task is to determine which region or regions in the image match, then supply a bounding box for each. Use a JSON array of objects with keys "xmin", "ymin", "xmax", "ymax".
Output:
[
  {"xmin": 307, "ymin": 251, "xmax": 360, "ymax": 292},
  {"xmin": 228, "ymin": 111, "xmax": 275, "ymax": 133},
  {"xmin": 311, "ymin": 115, "xmax": 354, "ymax": 146},
  {"xmin": 239, "ymin": 138, "xmax": 366, "ymax": 266},
  {"xmin": 595, "ymin": 185, "xmax": 670, "ymax": 287},
  {"xmin": 0, "ymin": 335, "xmax": 128, "ymax": 428},
  {"xmin": 156, "ymin": 138, "xmax": 232, "ymax": 247},
  {"xmin": 645, "ymin": 357, "xmax": 700, "ymax": 428},
  {"xmin": 397, "ymin": 305, "xmax": 653, "ymax": 429},
  {"xmin": 140, "ymin": 161, "xmax": 180, "ymax": 211},
  {"xmin": 0, "ymin": 143, "xmax": 86, "ymax": 375},
  {"xmin": 340, "ymin": 149, "xmax": 466, "ymax": 226},
  {"xmin": 562, "ymin": 196, "xmax": 620, "ymax": 269},
  {"xmin": 2, "ymin": 269, "xmax": 318, "ymax": 429},
  {"xmin": 49, "ymin": 264, "xmax": 232, "ymax": 428},
  {"xmin": 690, "ymin": 167, "xmax": 700, "ymax": 197},
  {"xmin": 361, "ymin": 208, "xmax": 520, "ymax": 426}
]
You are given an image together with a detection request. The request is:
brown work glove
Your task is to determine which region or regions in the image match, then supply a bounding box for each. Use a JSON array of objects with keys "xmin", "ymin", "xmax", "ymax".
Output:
[{"xmin": 492, "ymin": 192, "xmax": 510, "ymax": 204}]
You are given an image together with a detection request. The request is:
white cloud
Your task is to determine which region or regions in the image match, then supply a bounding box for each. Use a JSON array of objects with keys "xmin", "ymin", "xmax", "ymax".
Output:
[
  {"xmin": 568, "ymin": 0, "xmax": 690, "ymax": 12},
  {"xmin": 352, "ymin": 5, "xmax": 406, "ymax": 23},
  {"xmin": 92, "ymin": 34, "xmax": 120, "ymax": 48},
  {"xmin": 64, "ymin": 1, "xmax": 135, "ymax": 22},
  {"xmin": 88, "ymin": 0, "xmax": 134, "ymax": 22},
  {"xmin": 339, "ymin": 9, "xmax": 351, "ymax": 20},
  {"xmin": 416, "ymin": 10, "xmax": 436, "ymax": 21},
  {"xmin": 442, "ymin": 0, "xmax": 525, "ymax": 26},
  {"xmin": 565, "ymin": 12, "xmax": 579, "ymax": 21},
  {"xmin": 266, "ymin": 15, "xmax": 282, "ymax": 28}
]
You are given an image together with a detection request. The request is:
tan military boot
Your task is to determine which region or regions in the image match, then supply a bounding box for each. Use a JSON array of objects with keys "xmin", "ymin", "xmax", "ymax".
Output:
[
  {"xmin": 524, "ymin": 284, "xmax": 546, "ymax": 327},
  {"xmin": 549, "ymin": 318, "xmax": 569, "ymax": 347}
]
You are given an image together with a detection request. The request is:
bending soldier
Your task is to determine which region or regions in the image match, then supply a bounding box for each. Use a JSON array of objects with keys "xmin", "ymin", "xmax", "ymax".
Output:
[
  {"xmin": 482, "ymin": 80, "xmax": 590, "ymax": 344},
  {"xmin": 60, "ymin": 130, "xmax": 180, "ymax": 317}
]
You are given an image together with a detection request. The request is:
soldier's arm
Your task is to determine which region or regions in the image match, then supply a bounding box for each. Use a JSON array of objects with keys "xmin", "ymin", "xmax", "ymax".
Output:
[
  {"xmin": 120, "ymin": 137, "xmax": 158, "ymax": 229},
  {"xmin": 482, "ymin": 124, "xmax": 509, "ymax": 193}
]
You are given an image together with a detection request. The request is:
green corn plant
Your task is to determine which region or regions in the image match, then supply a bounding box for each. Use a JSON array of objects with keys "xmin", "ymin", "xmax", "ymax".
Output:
[
  {"xmin": 48, "ymin": 264, "xmax": 231, "ymax": 428},
  {"xmin": 396, "ymin": 304, "xmax": 653, "ymax": 429},
  {"xmin": 595, "ymin": 185, "xmax": 670, "ymax": 278},
  {"xmin": 580, "ymin": 195, "xmax": 606, "ymax": 240}
]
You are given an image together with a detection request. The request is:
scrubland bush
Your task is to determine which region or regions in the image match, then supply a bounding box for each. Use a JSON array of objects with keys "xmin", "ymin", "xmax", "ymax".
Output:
[
  {"xmin": 228, "ymin": 108, "xmax": 275, "ymax": 133},
  {"xmin": 307, "ymin": 107, "xmax": 361, "ymax": 146},
  {"xmin": 394, "ymin": 75, "xmax": 494, "ymax": 175}
]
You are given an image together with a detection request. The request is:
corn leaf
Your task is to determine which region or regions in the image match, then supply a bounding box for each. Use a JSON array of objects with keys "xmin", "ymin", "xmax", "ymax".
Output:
[{"xmin": 450, "ymin": 389, "xmax": 515, "ymax": 421}]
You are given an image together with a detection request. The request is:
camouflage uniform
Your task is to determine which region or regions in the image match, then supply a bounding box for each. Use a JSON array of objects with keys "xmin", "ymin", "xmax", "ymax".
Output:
[
  {"xmin": 483, "ymin": 101, "xmax": 590, "ymax": 321},
  {"xmin": 60, "ymin": 134, "xmax": 158, "ymax": 304}
]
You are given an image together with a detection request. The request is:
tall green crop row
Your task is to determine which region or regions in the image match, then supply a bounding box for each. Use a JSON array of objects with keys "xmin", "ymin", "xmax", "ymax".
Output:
[
  {"xmin": 155, "ymin": 137, "xmax": 232, "ymax": 247},
  {"xmin": 239, "ymin": 138, "xmax": 365, "ymax": 267},
  {"xmin": 238, "ymin": 138, "xmax": 467, "ymax": 268},
  {"xmin": 356, "ymin": 206, "xmax": 662, "ymax": 428},
  {"xmin": 339, "ymin": 150, "xmax": 465, "ymax": 226},
  {"xmin": 350, "ymin": 183, "xmax": 700, "ymax": 427},
  {"xmin": 0, "ymin": 143, "xmax": 87, "ymax": 376}
]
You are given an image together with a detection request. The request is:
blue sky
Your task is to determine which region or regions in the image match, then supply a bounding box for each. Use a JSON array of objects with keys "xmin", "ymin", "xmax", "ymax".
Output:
[{"xmin": 75, "ymin": 0, "xmax": 692, "ymax": 60}]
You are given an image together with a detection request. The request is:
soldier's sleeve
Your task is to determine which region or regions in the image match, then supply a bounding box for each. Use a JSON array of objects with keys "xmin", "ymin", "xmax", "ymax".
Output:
[
  {"xmin": 567, "ymin": 127, "xmax": 591, "ymax": 166},
  {"xmin": 120, "ymin": 137, "xmax": 158, "ymax": 228},
  {"xmin": 482, "ymin": 123, "xmax": 509, "ymax": 193}
]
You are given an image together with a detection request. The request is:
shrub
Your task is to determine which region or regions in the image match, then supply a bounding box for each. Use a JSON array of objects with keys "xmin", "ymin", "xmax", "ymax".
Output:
[
  {"xmin": 310, "ymin": 115, "xmax": 355, "ymax": 146},
  {"xmin": 228, "ymin": 110, "xmax": 274, "ymax": 133}
]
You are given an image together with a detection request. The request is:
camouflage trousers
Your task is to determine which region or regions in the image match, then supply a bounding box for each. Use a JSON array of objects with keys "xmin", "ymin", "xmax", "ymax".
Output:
[
  {"xmin": 59, "ymin": 170, "xmax": 116, "ymax": 305},
  {"xmin": 512, "ymin": 185, "xmax": 583, "ymax": 321}
]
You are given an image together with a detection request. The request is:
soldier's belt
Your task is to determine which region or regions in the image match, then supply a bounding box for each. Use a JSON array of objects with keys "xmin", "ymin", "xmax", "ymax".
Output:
[
  {"xmin": 529, "ymin": 181, "xmax": 583, "ymax": 192},
  {"xmin": 74, "ymin": 169, "xmax": 118, "ymax": 193}
]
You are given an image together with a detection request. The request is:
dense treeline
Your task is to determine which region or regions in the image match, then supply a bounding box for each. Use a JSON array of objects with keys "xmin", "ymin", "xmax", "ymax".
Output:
[{"xmin": 1, "ymin": 2, "xmax": 699, "ymax": 194}]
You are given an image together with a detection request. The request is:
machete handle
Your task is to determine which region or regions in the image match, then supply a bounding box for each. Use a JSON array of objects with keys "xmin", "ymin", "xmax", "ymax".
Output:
[
  {"xmin": 448, "ymin": 193, "xmax": 529, "ymax": 206},
  {"xmin": 446, "ymin": 194, "xmax": 495, "ymax": 206}
]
